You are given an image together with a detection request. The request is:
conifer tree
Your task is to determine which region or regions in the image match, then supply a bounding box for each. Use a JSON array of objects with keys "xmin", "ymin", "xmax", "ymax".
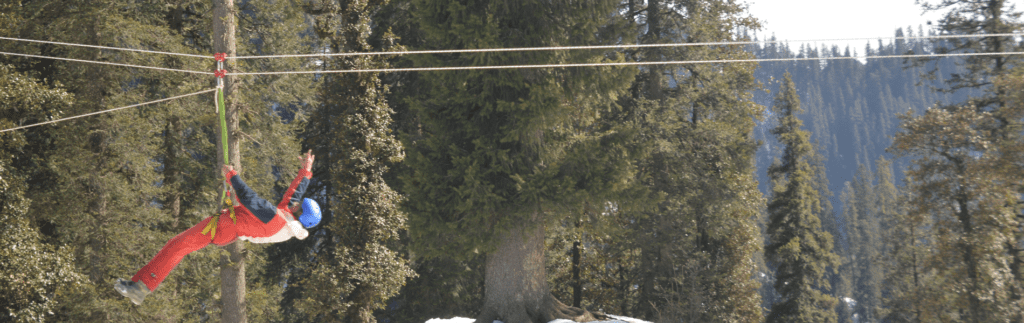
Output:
[
  {"xmin": 991, "ymin": 66, "xmax": 1024, "ymax": 323},
  {"xmin": 0, "ymin": 64, "xmax": 83, "ymax": 323},
  {"xmin": 839, "ymin": 165, "xmax": 883, "ymax": 322},
  {"xmin": 616, "ymin": 1, "xmax": 765, "ymax": 321},
  {"xmin": 361, "ymin": 3, "xmax": 493, "ymax": 322},
  {"xmin": 917, "ymin": 1, "xmax": 1024, "ymax": 297},
  {"xmin": 765, "ymin": 73, "xmax": 840, "ymax": 323},
  {"xmin": 13, "ymin": 2, "xmax": 202, "ymax": 319},
  {"xmin": 918, "ymin": 0, "xmax": 1023, "ymax": 111},
  {"xmin": 875, "ymin": 156, "xmax": 929, "ymax": 323},
  {"xmin": 7, "ymin": 1, "xmax": 313, "ymax": 320},
  {"xmin": 401, "ymin": 1, "xmax": 636, "ymax": 321},
  {"xmin": 890, "ymin": 103, "xmax": 1022, "ymax": 321},
  {"xmin": 276, "ymin": 1, "xmax": 414, "ymax": 322}
]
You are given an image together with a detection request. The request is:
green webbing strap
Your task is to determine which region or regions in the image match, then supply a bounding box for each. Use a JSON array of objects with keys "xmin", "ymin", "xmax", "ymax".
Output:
[
  {"xmin": 216, "ymin": 87, "xmax": 234, "ymax": 224},
  {"xmin": 218, "ymin": 87, "xmax": 228, "ymax": 164}
]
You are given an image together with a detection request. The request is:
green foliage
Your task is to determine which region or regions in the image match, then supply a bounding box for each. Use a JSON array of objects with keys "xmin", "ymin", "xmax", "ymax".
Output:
[
  {"xmin": 0, "ymin": 64, "xmax": 83, "ymax": 323},
  {"xmin": 2, "ymin": 1, "xmax": 312, "ymax": 321},
  {"xmin": 875, "ymin": 157, "xmax": 929, "ymax": 322},
  {"xmin": 541, "ymin": 1, "xmax": 766, "ymax": 321},
  {"xmin": 838, "ymin": 162, "xmax": 888, "ymax": 322},
  {"xmin": 400, "ymin": 0, "xmax": 641, "ymax": 320},
  {"xmin": 402, "ymin": 0, "xmax": 636, "ymax": 259},
  {"xmin": 994, "ymin": 68, "xmax": 1024, "ymax": 315},
  {"xmin": 751, "ymin": 27, "xmax": 979, "ymax": 196},
  {"xmin": 379, "ymin": 255, "xmax": 486, "ymax": 322},
  {"xmin": 889, "ymin": 103, "xmax": 1024, "ymax": 321},
  {"xmin": 272, "ymin": 1, "xmax": 414, "ymax": 322},
  {"xmin": 546, "ymin": 213, "xmax": 640, "ymax": 315},
  {"xmin": 765, "ymin": 73, "xmax": 840, "ymax": 323},
  {"xmin": 750, "ymin": 27, "xmax": 995, "ymax": 322},
  {"xmin": 894, "ymin": 2, "xmax": 1024, "ymax": 320},
  {"xmin": 917, "ymin": 0, "xmax": 1024, "ymax": 110}
]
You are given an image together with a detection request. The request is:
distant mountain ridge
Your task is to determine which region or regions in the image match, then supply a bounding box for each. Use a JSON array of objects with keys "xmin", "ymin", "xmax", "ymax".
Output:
[{"xmin": 749, "ymin": 28, "xmax": 981, "ymax": 246}]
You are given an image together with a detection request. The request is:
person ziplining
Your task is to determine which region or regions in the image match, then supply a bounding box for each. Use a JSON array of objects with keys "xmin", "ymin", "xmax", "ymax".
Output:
[{"xmin": 114, "ymin": 150, "xmax": 321, "ymax": 305}]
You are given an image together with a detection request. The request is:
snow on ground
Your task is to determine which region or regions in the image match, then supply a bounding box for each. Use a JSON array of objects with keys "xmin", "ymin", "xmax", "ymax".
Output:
[{"xmin": 426, "ymin": 314, "xmax": 651, "ymax": 323}]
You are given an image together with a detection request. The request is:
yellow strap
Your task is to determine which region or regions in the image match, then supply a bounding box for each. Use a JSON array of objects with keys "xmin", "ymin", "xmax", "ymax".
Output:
[
  {"xmin": 202, "ymin": 195, "xmax": 236, "ymax": 240},
  {"xmin": 224, "ymin": 194, "xmax": 236, "ymax": 224},
  {"xmin": 201, "ymin": 215, "xmax": 219, "ymax": 239}
]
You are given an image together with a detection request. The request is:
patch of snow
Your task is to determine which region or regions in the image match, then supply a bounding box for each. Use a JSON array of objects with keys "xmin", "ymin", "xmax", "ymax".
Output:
[
  {"xmin": 426, "ymin": 314, "xmax": 651, "ymax": 323},
  {"xmin": 425, "ymin": 318, "xmax": 478, "ymax": 323}
]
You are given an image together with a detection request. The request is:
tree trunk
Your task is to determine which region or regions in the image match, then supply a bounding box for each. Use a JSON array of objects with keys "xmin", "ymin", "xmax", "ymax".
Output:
[
  {"xmin": 571, "ymin": 216, "xmax": 583, "ymax": 308},
  {"xmin": 214, "ymin": 0, "xmax": 245, "ymax": 322},
  {"xmin": 475, "ymin": 222, "xmax": 602, "ymax": 323},
  {"xmin": 571, "ymin": 239, "xmax": 582, "ymax": 308},
  {"xmin": 956, "ymin": 195, "xmax": 985, "ymax": 323},
  {"xmin": 164, "ymin": 118, "xmax": 183, "ymax": 230},
  {"xmin": 635, "ymin": 241, "xmax": 657, "ymax": 320}
]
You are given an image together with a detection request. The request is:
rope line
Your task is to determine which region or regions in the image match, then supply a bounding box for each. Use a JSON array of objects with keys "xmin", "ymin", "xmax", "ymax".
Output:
[
  {"xmin": 0, "ymin": 88, "xmax": 217, "ymax": 133},
  {"xmin": 0, "ymin": 51, "xmax": 213, "ymax": 75},
  {"xmin": 226, "ymin": 51, "xmax": 1024, "ymax": 76},
  {"xmin": 2, "ymin": 33, "xmax": 1020, "ymax": 75},
  {"xmin": 230, "ymin": 32, "xmax": 1024, "ymax": 60},
  {"xmin": 1, "ymin": 33, "xmax": 1018, "ymax": 62},
  {"xmin": 0, "ymin": 36, "xmax": 210, "ymax": 59}
]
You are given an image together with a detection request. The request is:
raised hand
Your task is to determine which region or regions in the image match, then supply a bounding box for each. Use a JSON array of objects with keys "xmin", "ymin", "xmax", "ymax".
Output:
[{"xmin": 301, "ymin": 149, "xmax": 315, "ymax": 176}]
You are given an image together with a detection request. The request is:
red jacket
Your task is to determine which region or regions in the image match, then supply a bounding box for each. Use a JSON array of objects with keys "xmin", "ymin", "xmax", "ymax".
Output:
[{"xmin": 225, "ymin": 168, "xmax": 311, "ymax": 224}]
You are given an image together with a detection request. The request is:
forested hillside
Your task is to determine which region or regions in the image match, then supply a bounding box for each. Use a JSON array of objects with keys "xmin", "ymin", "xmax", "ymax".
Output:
[
  {"xmin": 751, "ymin": 28, "xmax": 979, "ymax": 204},
  {"xmin": 747, "ymin": 3, "xmax": 1023, "ymax": 319},
  {"xmin": 1, "ymin": 1, "xmax": 1021, "ymax": 323}
]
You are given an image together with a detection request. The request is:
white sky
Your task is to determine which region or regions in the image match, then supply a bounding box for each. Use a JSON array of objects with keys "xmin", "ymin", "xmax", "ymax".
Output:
[{"xmin": 744, "ymin": 0, "xmax": 957, "ymax": 55}]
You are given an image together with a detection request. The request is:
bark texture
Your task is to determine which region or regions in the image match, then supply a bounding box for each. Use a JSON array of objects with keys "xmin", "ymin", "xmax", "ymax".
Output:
[
  {"xmin": 475, "ymin": 223, "xmax": 603, "ymax": 323},
  {"xmin": 214, "ymin": 0, "xmax": 245, "ymax": 321}
]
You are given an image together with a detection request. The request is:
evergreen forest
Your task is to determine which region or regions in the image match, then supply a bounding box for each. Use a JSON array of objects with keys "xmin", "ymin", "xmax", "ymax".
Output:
[{"xmin": 1, "ymin": 1, "xmax": 1022, "ymax": 323}]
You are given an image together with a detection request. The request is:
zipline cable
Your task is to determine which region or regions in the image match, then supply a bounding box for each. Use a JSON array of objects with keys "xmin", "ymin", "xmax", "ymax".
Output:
[
  {"xmin": 230, "ymin": 32, "xmax": 1024, "ymax": 60},
  {"xmin": 226, "ymin": 51, "xmax": 1024, "ymax": 76},
  {"xmin": 0, "ymin": 88, "xmax": 218, "ymax": 133},
  {"xmin": 4, "ymin": 32, "xmax": 1013, "ymax": 60},
  {"xmin": 1, "ymin": 33, "xmax": 1020, "ymax": 75},
  {"xmin": 0, "ymin": 36, "xmax": 211, "ymax": 59},
  {"xmin": 0, "ymin": 51, "xmax": 213, "ymax": 75}
]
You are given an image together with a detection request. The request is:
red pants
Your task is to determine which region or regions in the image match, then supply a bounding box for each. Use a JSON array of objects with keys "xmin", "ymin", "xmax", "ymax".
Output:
[{"xmin": 132, "ymin": 207, "xmax": 286, "ymax": 291}]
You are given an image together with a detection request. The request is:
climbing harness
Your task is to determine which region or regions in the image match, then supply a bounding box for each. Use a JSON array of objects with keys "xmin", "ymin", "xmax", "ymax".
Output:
[
  {"xmin": 201, "ymin": 178, "xmax": 237, "ymax": 240},
  {"xmin": 203, "ymin": 53, "xmax": 235, "ymax": 240}
]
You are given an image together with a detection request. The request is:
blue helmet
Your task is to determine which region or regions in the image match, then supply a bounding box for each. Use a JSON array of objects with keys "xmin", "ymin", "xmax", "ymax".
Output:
[{"xmin": 299, "ymin": 198, "xmax": 321, "ymax": 228}]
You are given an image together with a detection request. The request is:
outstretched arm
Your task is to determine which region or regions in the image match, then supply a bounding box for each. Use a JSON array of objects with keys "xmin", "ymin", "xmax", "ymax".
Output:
[
  {"xmin": 223, "ymin": 165, "xmax": 277, "ymax": 224},
  {"xmin": 279, "ymin": 150, "xmax": 314, "ymax": 209}
]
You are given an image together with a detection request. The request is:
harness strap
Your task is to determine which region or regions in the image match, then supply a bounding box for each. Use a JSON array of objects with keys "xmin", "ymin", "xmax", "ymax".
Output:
[
  {"xmin": 201, "ymin": 191, "xmax": 236, "ymax": 240},
  {"xmin": 201, "ymin": 213, "xmax": 219, "ymax": 239},
  {"xmin": 205, "ymin": 87, "xmax": 235, "ymax": 240},
  {"xmin": 224, "ymin": 190, "xmax": 237, "ymax": 224}
]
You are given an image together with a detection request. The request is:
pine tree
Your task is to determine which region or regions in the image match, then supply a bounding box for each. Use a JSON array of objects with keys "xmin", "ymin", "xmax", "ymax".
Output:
[
  {"xmin": 12, "ymin": 2, "xmax": 199, "ymax": 319},
  {"xmin": 615, "ymin": 1, "xmax": 765, "ymax": 321},
  {"xmin": 401, "ymin": 1, "xmax": 636, "ymax": 321},
  {"xmin": 875, "ymin": 156, "xmax": 929, "ymax": 323},
  {"xmin": 917, "ymin": 1, "xmax": 1024, "ymax": 300},
  {"xmin": 270, "ymin": 1, "xmax": 415, "ymax": 322},
  {"xmin": 6, "ymin": 1, "xmax": 314, "ymax": 320},
  {"xmin": 918, "ymin": 0, "xmax": 1023, "ymax": 111},
  {"xmin": 0, "ymin": 63, "xmax": 83, "ymax": 323},
  {"xmin": 890, "ymin": 103, "xmax": 1022, "ymax": 321},
  {"xmin": 839, "ymin": 164, "xmax": 883, "ymax": 322},
  {"xmin": 765, "ymin": 73, "xmax": 840, "ymax": 323},
  {"xmin": 994, "ymin": 64, "xmax": 1024, "ymax": 319}
]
